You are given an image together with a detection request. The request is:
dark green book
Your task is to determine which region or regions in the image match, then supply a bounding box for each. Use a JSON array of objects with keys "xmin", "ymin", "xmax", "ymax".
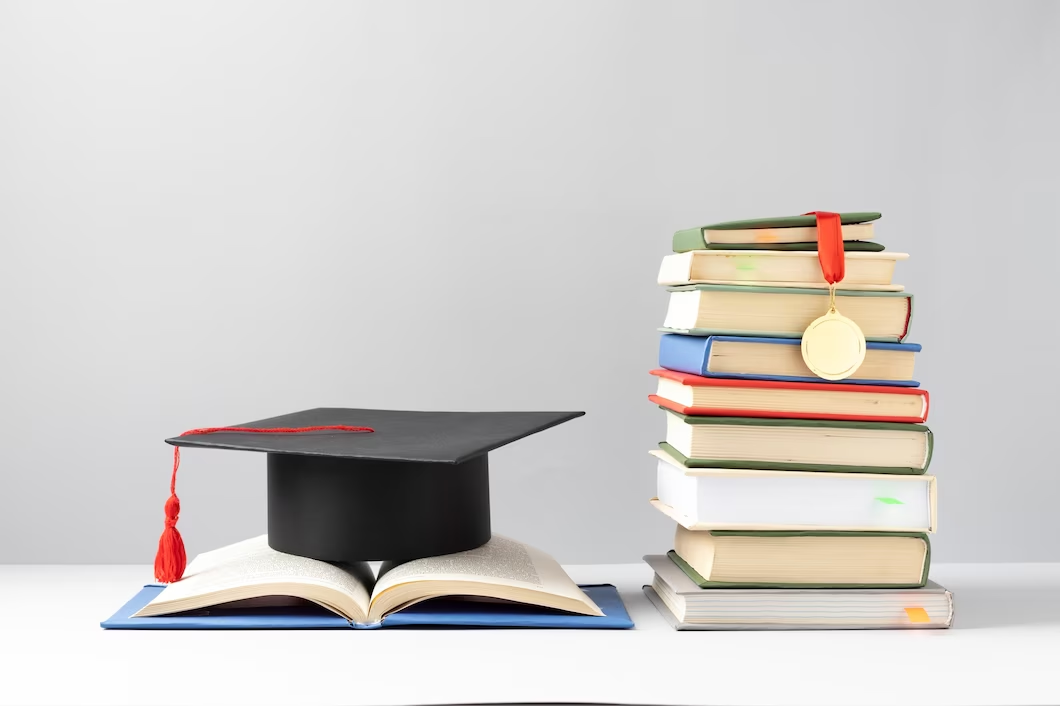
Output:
[
  {"xmin": 668, "ymin": 530, "xmax": 931, "ymax": 589},
  {"xmin": 694, "ymin": 241, "xmax": 885, "ymax": 252},
  {"xmin": 660, "ymin": 411, "xmax": 933, "ymax": 474},
  {"xmin": 674, "ymin": 212, "xmax": 881, "ymax": 253},
  {"xmin": 702, "ymin": 213, "xmax": 882, "ymax": 230}
]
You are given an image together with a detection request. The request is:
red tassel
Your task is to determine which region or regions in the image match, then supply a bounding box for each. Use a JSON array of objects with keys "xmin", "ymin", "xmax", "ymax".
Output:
[
  {"xmin": 154, "ymin": 446, "xmax": 187, "ymax": 582},
  {"xmin": 154, "ymin": 494, "xmax": 186, "ymax": 583},
  {"xmin": 153, "ymin": 424, "xmax": 373, "ymax": 583}
]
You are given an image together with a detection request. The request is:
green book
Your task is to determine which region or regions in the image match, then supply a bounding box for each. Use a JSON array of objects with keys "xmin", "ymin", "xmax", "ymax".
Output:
[
  {"xmin": 667, "ymin": 528, "xmax": 931, "ymax": 589},
  {"xmin": 701, "ymin": 213, "xmax": 882, "ymax": 230},
  {"xmin": 692, "ymin": 241, "xmax": 885, "ymax": 252},
  {"xmin": 659, "ymin": 411, "xmax": 933, "ymax": 474},
  {"xmin": 674, "ymin": 212, "xmax": 882, "ymax": 252}
]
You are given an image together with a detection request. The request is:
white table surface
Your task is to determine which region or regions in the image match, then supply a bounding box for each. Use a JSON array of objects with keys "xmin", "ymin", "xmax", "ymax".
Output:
[{"xmin": 1, "ymin": 562, "xmax": 1058, "ymax": 706}]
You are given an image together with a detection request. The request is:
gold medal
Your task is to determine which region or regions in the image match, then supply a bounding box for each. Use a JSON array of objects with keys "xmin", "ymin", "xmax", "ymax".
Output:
[{"xmin": 801, "ymin": 284, "xmax": 866, "ymax": 381}]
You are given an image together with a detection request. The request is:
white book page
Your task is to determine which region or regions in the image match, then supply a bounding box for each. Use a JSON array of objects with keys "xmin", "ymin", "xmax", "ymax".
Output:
[
  {"xmin": 369, "ymin": 535, "xmax": 600, "ymax": 620},
  {"xmin": 134, "ymin": 535, "xmax": 372, "ymax": 620}
]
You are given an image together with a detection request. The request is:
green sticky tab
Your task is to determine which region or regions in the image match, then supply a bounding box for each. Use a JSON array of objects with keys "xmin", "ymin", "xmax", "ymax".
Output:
[{"xmin": 876, "ymin": 497, "xmax": 904, "ymax": 505}]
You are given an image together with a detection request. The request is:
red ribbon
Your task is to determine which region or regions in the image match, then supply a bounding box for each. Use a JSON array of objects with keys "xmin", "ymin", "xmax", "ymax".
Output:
[{"xmin": 804, "ymin": 211, "xmax": 845, "ymax": 284}]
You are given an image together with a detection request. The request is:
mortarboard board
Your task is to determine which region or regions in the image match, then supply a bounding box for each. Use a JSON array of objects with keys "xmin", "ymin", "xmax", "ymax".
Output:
[{"xmin": 154, "ymin": 407, "xmax": 583, "ymax": 582}]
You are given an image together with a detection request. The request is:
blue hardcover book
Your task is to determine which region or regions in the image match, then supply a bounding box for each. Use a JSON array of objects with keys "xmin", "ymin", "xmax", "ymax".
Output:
[
  {"xmin": 101, "ymin": 584, "xmax": 634, "ymax": 630},
  {"xmin": 659, "ymin": 334, "xmax": 921, "ymax": 387}
]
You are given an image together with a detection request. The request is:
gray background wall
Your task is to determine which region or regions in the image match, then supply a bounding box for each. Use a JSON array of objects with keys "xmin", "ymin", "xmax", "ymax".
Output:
[{"xmin": 1, "ymin": 0, "xmax": 1058, "ymax": 565}]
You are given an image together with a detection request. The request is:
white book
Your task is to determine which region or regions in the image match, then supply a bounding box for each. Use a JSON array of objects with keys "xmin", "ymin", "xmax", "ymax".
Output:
[{"xmin": 651, "ymin": 449, "xmax": 936, "ymax": 532}]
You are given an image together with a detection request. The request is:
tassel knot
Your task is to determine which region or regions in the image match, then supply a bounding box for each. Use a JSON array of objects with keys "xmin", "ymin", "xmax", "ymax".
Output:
[{"xmin": 163, "ymin": 495, "xmax": 180, "ymax": 528}]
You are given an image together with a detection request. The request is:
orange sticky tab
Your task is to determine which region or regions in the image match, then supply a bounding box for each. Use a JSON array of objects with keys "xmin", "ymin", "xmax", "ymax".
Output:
[{"xmin": 905, "ymin": 607, "xmax": 930, "ymax": 623}]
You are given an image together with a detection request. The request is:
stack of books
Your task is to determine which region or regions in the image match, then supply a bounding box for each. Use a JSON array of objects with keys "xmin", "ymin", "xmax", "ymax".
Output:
[{"xmin": 643, "ymin": 213, "xmax": 954, "ymax": 630}]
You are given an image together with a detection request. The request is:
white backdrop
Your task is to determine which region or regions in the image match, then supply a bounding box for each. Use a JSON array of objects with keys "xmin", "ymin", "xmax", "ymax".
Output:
[{"xmin": 1, "ymin": 0, "xmax": 1058, "ymax": 563}]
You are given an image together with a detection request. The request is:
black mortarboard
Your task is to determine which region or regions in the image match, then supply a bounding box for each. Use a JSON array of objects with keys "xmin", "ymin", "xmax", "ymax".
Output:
[{"xmin": 153, "ymin": 407, "xmax": 583, "ymax": 582}]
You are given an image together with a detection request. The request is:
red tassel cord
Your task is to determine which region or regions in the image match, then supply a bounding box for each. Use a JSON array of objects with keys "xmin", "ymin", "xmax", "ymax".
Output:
[
  {"xmin": 154, "ymin": 424, "xmax": 374, "ymax": 583},
  {"xmin": 153, "ymin": 448, "xmax": 187, "ymax": 584},
  {"xmin": 803, "ymin": 211, "xmax": 845, "ymax": 285}
]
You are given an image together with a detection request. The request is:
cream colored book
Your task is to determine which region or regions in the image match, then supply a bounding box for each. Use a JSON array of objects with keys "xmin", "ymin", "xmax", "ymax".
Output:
[
  {"xmin": 133, "ymin": 535, "xmax": 602, "ymax": 624},
  {"xmin": 657, "ymin": 250, "xmax": 907, "ymax": 289},
  {"xmin": 671, "ymin": 525, "xmax": 930, "ymax": 587},
  {"xmin": 660, "ymin": 285, "xmax": 913, "ymax": 342},
  {"xmin": 651, "ymin": 449, "xmax": 937, "ymax": 533},
  {"xmin": 661, "ymin": 410, "xmax": 934, "ymax": 474}
]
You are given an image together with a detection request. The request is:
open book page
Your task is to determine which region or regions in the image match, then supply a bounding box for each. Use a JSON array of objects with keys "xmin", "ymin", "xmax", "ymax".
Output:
[
  {"xmin": 367, "ymin": 535, "xmax": 602, "ymax": 623},
  {"xmin": 133, "ymin": 535, "xmax": 374, "ymax": 623}
]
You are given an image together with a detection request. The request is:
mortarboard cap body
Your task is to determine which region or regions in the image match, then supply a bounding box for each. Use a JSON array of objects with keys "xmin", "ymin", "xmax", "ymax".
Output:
[{"xmin": 162, "ymin": 407, "xmax": 583, "ymax": 570}]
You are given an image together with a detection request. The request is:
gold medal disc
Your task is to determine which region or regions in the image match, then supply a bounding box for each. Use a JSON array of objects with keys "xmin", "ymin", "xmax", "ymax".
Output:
[{"xmin": 801, "ymin": 286, "xmax": 866, "ymax": 381}]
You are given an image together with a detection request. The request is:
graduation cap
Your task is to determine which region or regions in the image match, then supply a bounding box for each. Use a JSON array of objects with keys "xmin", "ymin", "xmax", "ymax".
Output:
[{"xmin": 154, "ymin": 407, "xmax": 583, "ymax": 582}]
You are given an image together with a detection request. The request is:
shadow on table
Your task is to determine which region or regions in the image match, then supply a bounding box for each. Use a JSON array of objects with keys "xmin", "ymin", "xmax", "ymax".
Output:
[{"xmin": 954, "ymin": 587, "xmax": 1060, "ymax": 629}]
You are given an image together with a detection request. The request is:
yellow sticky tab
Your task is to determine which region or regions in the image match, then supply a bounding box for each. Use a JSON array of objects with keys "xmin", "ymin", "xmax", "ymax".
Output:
[{"xmin": 905, "ymin": 607, "xmax": 930, "ymax": 623}]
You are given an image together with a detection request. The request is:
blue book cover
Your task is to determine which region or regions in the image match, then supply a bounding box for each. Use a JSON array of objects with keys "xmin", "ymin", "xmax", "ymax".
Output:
[
  {"xmin": 658, "ymin": 334, "xmax": 921, "ymax": 387},
  {"xmin": 101, "ymin": 584, "xmax": 634, "ymax": 630}
]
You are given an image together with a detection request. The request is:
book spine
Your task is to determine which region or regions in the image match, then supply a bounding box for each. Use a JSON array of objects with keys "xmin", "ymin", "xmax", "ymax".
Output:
[
  {"xmin": 923, "ymin": 429, "xmax": 934, "ymax": 472},
  {"xmin": 900, "ymin": 294, "xmax": 914, "ymax": 342},
  {"xmin": 658, "ymin": 334, "xmax": 711, "ymax": 375},
  {"xmin": 672, "ymin": 227, "xmax": 707, "ymax": 252},
  {"xmin": 920, "ymin": 534, "xmax": 932, "ymax": 585}
]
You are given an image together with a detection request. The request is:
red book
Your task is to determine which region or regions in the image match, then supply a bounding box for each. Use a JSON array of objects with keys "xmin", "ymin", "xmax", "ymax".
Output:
[{"xmin": 649, "ymin": 369, "xmax": 930, "ymax": 423}]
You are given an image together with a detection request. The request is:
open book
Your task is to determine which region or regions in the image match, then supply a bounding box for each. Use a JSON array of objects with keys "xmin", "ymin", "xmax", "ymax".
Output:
[{"xmin": 132, "ymin": 534, "xmax": 603, "ymax": 625}]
